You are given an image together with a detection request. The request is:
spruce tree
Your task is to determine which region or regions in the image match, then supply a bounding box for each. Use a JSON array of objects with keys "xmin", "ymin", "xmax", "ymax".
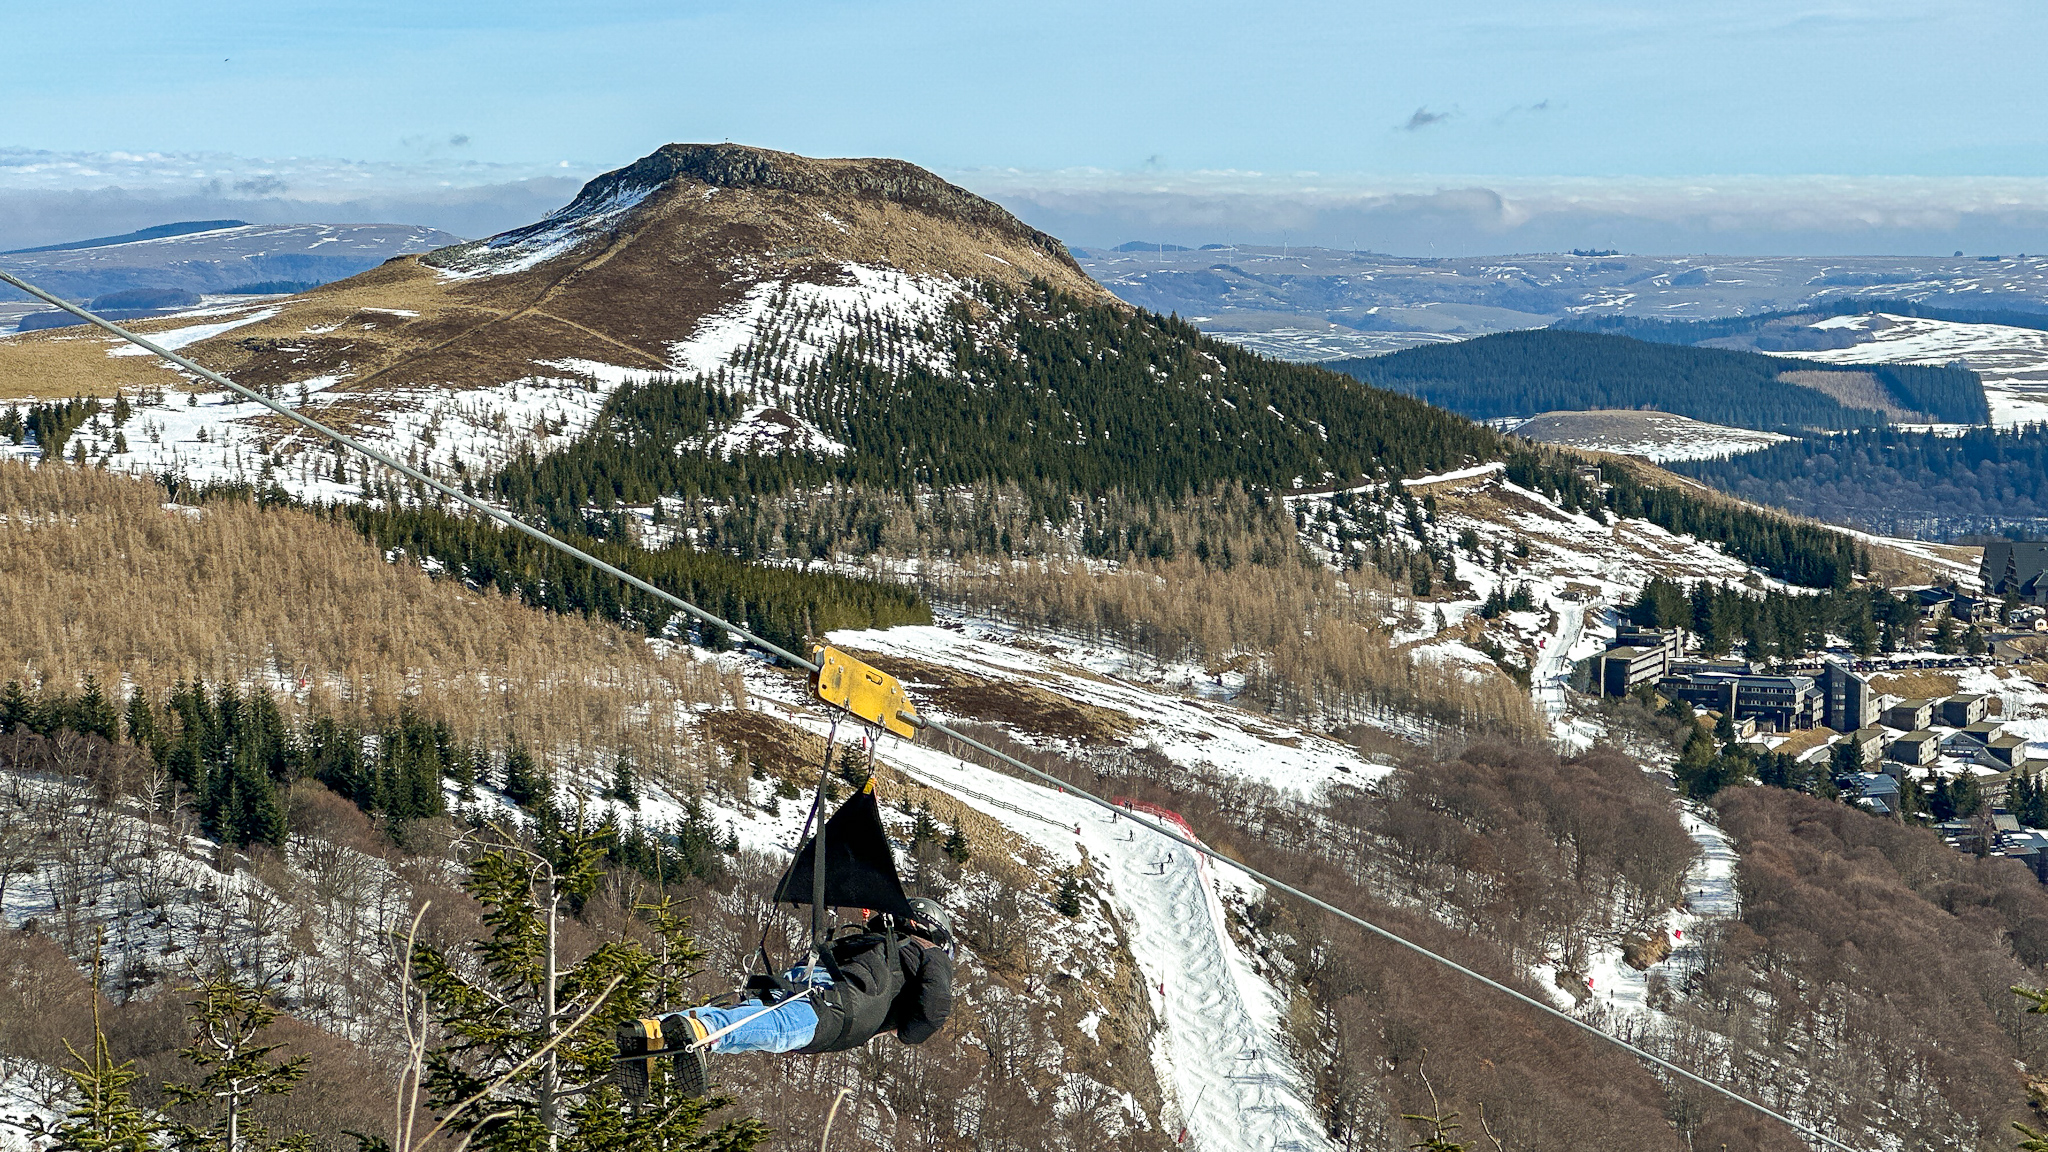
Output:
[
  {"xmin": 1055, "ymin": 870, "xmax": 1086, "ymax": 917},
  {"xmin": 502, "ymin": 743, "xmax": 545, "ymax": 811},
  {"xmin": 74, "ymin": 676, "xmax": 117, "ymax": 743},
  {"xmin": 0, "ymin": 681, "xmax": 27, "ymax": 734},
  {"xmin": 26, "ymin": 944, "xmax": 156, "ymax": 1152},
  {"xmin": 162, "ymin": 974, "xmax": 311, "ymax": 1152},
  {"xmin": 124, "ymin": 688, "xmax": 158, "ymax": 750},
  {"xmin": 407, "ymin": 826, "xmax": 767, "ymax": 1152},
  {"xmin": 607, "ymin": 757, "xmax": 639, "ymax": 809}
]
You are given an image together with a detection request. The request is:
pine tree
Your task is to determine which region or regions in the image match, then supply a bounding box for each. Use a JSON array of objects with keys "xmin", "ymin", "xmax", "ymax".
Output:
[
  {"xmin": 607, "ymin": 757, "xmax": 639, "ymax": 809},
  {"xmin": 124, "ymin": 688, "xmax": 158, "ymax": 750},
  {"xmin": 502, "ymin": 743, "xmax": 545, "ymax": 811},
  {"xmin": 1713, "ymin": 710, "xmax": 1736, "ymax": 743},
  {"xmin": 0, "ymin": 680, "xmax": 27, "ymax": 734},
  {"xmin": 1055, "ymin": 870, "xmax": 1086, "ymax": 917},
  {"xmin": 943, "ymin": 823, "xmax": 970, "ymax": 864},
  {"xmin": 73, "ymin": 675, "xmax": 117, "ymax": 743},
  {"xmin": 1830, "ymin": 738, "xmax": 1865, "ymax": 779},
  {"xmin": 910, "ymin": 802, "xmax": 939, "ymax": 848},
  {"xmin": 1929, "ymin": 774, "xmax": 1957, "ymax": 821},
  {"xmin": 27, "ymin": 943, "xmax": 156, "ymax": 1152}
]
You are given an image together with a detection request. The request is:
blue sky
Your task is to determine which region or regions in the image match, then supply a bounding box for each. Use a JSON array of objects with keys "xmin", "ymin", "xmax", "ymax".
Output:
[{"xmin": 5, "ymin": 1, "xmax": 2046, "ymax": 253}]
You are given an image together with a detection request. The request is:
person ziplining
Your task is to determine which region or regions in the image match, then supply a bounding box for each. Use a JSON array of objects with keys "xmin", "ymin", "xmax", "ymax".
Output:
[{"xmin": 616, "ymin": 648, "xmax": 957, "ymax": 1098}]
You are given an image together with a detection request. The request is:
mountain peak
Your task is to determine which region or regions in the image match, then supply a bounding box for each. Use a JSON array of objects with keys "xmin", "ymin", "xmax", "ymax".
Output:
[{"xmin": 435, "ymin": 142, "xmax": 1088, "ymax": 288}]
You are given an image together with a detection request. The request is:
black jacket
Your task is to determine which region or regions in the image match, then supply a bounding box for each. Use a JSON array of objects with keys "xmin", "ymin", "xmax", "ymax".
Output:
[{"xmin": 798, "ymin": 932, "xmax": 954, "ymax": 1053}]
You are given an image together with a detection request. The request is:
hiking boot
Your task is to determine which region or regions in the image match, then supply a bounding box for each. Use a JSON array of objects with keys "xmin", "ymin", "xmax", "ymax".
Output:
[
  {"xmin": 612, "ymin": 1018, "xmax": 663, "ymax": 1101},
  {"xmin": 663, "ymin": 1013, "xmax": 713, "ymax": 1098}
]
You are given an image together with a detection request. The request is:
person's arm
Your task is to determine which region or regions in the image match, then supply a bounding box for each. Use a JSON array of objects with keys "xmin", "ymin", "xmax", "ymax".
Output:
[{"xmin": 896, "ymin": 946, "xmax": 954, "ymax": 1046}]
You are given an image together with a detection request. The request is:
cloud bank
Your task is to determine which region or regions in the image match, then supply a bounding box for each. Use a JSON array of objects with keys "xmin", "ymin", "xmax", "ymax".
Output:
[
  {"xmin": 7, "ymin": 147, "xmax": 2048, "ymax": 260},
  {"xmin": 951, "ymin": 169, "xmax": 2048, "ymax": 257}
]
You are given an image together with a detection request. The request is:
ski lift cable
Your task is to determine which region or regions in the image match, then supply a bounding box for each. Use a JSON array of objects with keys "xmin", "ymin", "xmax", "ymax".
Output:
[{"xmin": 0, "ymin": 271, "xmax": 1855, "ymax": 1152}]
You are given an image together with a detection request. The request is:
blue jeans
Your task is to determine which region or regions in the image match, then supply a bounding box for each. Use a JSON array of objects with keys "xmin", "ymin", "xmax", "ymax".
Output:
[{"xmin": 689, "ymin": 967, "xmax": 830, "ymax": 1054}]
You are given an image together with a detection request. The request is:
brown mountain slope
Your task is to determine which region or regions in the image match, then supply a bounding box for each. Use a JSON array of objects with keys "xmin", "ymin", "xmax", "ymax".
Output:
[{"xmin": 0, "ymin": 143, "xmax": 1110, "ymax": 405}]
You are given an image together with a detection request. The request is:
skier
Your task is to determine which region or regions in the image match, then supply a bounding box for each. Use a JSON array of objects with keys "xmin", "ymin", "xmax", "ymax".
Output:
[{"xmin": 631, "ymin": 897, "xmax": 956, "ymax": 1094}]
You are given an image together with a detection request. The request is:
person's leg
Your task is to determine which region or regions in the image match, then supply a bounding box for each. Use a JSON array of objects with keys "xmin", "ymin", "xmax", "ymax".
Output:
[{"xmin": 683, "ymin": 995, "xmax": 821, "ymax": 1054}]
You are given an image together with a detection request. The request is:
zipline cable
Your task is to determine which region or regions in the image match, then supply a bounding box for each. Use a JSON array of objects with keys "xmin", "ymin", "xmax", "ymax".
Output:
[{"xmin": 0, "ymin": 271, "xmax": 1855, "ymax": 1152}]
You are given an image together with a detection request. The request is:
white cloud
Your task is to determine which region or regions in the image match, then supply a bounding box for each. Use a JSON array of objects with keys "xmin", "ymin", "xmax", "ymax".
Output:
[{"xmin": 950, "ymin": 169, "xmax": 2048, "ymax": 256}]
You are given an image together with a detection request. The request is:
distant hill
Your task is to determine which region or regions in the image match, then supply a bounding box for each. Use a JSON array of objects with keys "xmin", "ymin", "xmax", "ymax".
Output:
[
  {"xmin": 0, "ymin": 219, "xmax": 249, "ymax": 255},
  {"xmin": 1556, "ymin": 296, "xmax": 2048, "ymax": 347},
  {"xmin": 1509, "ymin": 409, "xmax": 1789, "ymax": 463},
  {"xmin": 0, "ymin": 221, "xmax": 463, "ymax": 303},
  {"xmin": 1325, "ymin": 329, "xmax": 1988, "ymax": 430}
]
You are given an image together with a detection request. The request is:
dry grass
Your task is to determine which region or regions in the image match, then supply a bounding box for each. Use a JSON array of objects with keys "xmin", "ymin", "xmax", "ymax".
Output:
[
  {"xmin": 0, "ymin": 331, "xmax": 189, "ymax": 398},
  {"xmin": 1869, "ymin": 670, "xmax": 1964, "ymax": 700},
  {"xmin": 839, "ymin": 648, "xmax": 1138, "ymax": 744},
  {"xmin": 1770, "ymin": 726, "xmax": 1839, "ymax": 760},
  {"xmin": 0, "ymin": 460, "xmax": 739, "ymax": 788}
]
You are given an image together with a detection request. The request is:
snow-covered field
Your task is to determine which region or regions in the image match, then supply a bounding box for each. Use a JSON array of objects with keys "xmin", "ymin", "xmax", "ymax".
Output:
[
  {"xmin": 1779, "ymin": 313, "xmax": 2048, "ymax": 426},
  {"xmin": 827, "ymin": 624, "xmax": 1391, "ymax": 794},
  {"xmin": 1509, "ymin": 409, "xmax": 1792, "ymax": 463},
  {"xmin": 0, "ymin": 1061, "xmax": 67, "ymax": 1152}
]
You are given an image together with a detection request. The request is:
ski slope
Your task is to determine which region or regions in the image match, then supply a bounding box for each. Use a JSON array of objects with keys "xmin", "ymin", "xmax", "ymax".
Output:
[
  {"xmin": 740, "ymin": 637, "xmax": 1345, "ymax": 1152},
  {"xmin": 880, "ymin": 740, "xmax": 1334, "ymax": 1152}
]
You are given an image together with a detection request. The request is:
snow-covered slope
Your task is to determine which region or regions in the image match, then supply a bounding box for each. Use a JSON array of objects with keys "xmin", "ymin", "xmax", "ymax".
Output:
[
  {"xmin": 1773, "ymin": 312, "xmax": 2048, "ymax": 425},
  {"xmin": 736, "ymin": 626, "xmax": 1366, "ymax": 1152}
]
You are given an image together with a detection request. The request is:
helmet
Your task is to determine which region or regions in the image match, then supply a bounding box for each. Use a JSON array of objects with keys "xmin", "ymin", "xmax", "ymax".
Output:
[{"xmin": 903, "ymin": 896, "xmax": 953, "ymax": 949}]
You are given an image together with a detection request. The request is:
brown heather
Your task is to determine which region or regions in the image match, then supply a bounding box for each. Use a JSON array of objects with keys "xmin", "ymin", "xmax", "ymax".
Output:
[{"xmin": 0, "ymin": 460, "xmax": 741, "ymax": 786}]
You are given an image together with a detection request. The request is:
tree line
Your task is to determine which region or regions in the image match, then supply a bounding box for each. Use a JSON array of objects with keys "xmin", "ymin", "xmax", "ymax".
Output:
[
  {"xmin": 1671, "ymin": 423, "xmax": 2048, "ymax": 538},
  {"xmin": 1624, "ymin": 575, "xmax": 1946, "ymax": 661},
  {"xmin": 1329, "ymin": 328, "xmax": 1985, "ymax": 430},
  {"xmin": 182, "ymin": 478, "xmax": 932, "ymax": 657},
  {"xmin": 0, "ymin": 674, "xmax": 730, "ymax": 885}
]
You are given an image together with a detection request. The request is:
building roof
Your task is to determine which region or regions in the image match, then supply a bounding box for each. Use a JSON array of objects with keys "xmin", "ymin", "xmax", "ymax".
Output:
[
  {"xmin": 1852, "ymin": 772, "xmax": 1901, "ymax": 797},
  {"xmin": 1851, "ymin": 726, "xmax": 1889, "ymax": 744},
  {"xmin": 1894, "ymin": 730, "xmax": 1940, "ymax": 746},
  {"xmin": 1985, "ymin": 541, "xmax": 2048, "ymax": 596}
]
